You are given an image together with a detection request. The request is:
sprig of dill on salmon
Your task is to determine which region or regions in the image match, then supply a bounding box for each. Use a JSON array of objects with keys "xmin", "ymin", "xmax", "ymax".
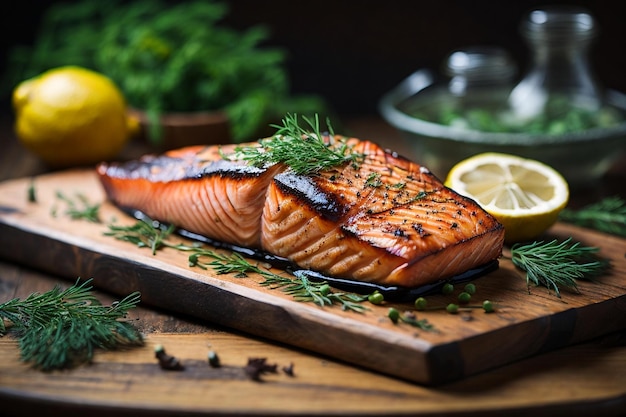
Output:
[{"xmin": 225, "ymin": 113, "xmax": 364, "ymax": 175}]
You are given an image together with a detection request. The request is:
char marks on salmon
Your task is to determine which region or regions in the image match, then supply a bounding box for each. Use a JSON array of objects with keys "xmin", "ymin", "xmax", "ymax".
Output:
[{"xmin": 97, "ymin": 136, "xmax": 504, "ymax": 287}]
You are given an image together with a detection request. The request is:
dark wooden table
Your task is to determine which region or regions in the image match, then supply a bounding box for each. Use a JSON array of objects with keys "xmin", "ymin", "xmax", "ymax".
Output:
[{"xmin": 1, "ymin": 115, "xmax": 625, "ymax": 417}]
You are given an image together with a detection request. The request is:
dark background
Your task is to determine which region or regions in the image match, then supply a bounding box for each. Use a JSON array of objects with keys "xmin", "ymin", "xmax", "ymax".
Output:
[{"xmin": 1, "ymin": 0, "xmax": 625, "ymax": 117}]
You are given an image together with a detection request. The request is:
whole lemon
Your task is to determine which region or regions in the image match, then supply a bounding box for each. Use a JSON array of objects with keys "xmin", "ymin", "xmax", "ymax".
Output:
[{"xmin": 12, "ymin": 66, "xmax": 138, "ymax": 168}]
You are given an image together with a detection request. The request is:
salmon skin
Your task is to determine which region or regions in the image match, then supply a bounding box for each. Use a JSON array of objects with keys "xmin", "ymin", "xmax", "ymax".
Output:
[{"xmin": 97, "ymin": 136, "xmax": 504, "ymax": 288}]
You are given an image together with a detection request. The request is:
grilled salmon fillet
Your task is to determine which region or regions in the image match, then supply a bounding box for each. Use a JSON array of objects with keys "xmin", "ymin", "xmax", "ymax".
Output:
[{"xmin": 97, "ymin": 136, "xmax": 504, "ymax": 287}]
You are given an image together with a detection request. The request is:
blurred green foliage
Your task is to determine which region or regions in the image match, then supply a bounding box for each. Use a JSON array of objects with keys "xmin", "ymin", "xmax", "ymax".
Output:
[{"xmin": 3, "ymin": 0, "xmax": 329, "ymax": 142}]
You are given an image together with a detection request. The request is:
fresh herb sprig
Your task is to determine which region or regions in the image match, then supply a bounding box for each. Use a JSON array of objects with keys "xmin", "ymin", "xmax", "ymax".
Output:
[
  {"xmin": 280, "ymin": 271, "xmax": 369, "ymax": 312},
  {"xmin": 559, "ymin": 196, "xmax": 626, "ymax": 237},
  {"xmin": 0, "ymin": 279, "xmax": 143, "ymax": 371},
  {"xmin": 387, "ymin": 307, "xmax": 436, "ymax": 331},
  {"xmin": 229, "ymin": 113, "xmax": 364, "ymax": 175},
  {"xmin": 54, "ymin": 191, "xmax": 101, "ymax": 223},
  {"xmin": 103, "ymin": 218, "xmax": 369, "ymax": 312},
  {"xmin": 182, "ymin": 246, "xmax": 369, "ymax": 312},
  {"xmin": 509, "ymin": 238, "xmax": 609, "ymax": 297},
  {"xmin": 105, "ymin": 220, "xmax": 176, "ymax": 255}
]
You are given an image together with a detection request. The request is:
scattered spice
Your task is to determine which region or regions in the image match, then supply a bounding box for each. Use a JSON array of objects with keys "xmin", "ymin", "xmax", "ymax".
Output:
[
  {"xmin": 244, "ymin": 357, "xmax": 278, "ymax": 381},
  {"xmin": 154, "ymin": 344, "xmax": 184, "ymax": 371},
  {"xmin": 282, "ymin": 362, "xmax": 295, "ymax": 377}
]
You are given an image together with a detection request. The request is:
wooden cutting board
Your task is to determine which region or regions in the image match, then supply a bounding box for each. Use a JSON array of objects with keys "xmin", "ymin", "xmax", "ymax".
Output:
[{"xmin": 1, "ymin": 170, "xmax": 625, "ymax": 385}]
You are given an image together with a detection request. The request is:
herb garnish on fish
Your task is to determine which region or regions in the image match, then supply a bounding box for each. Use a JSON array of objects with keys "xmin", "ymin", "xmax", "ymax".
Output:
[{"xmin": 227, "ymin": 113, "xmax": 364, "ymax": 175}]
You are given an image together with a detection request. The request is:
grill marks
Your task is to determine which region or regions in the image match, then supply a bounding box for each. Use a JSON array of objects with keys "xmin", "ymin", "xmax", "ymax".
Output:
[{"xmin": 97, "ymin": 137, "xmax": 504, "ymax": 288}]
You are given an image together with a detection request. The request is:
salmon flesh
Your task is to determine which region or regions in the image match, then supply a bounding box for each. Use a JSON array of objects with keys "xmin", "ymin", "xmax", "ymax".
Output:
[{"xmin": 97, "ymin": 136, "xmax": 504, "ymax": 288}]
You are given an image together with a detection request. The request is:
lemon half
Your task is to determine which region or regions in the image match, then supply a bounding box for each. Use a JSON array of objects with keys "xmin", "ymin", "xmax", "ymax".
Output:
[{"xmin": 445, "ymin": 152, "xmax": 569, "ymax": 243}]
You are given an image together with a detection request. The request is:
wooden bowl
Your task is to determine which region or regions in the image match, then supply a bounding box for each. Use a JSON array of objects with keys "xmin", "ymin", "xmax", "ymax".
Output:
[{"xmin": 128, "ymin": 109, "xmax": 232, "ymax": 151}]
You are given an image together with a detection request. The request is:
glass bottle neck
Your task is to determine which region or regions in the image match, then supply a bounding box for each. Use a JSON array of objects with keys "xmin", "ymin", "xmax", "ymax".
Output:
[
  {"xmin": 509, "ymin": 6, "xmax": 603, "ymax": 118},
  {"xmin": 525, "ymin": 34, "xmax": 601, "ymax": 107}
]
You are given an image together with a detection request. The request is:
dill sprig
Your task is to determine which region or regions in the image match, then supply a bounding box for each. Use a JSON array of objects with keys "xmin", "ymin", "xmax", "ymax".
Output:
[
  {"xmin": 54, "ymin": 191, "xmax": 101, "ymax": 223},
  {"xmin": 0, "ymin": 278, "xmax": 143, "ymax": 371},
  {"xmin": 276, "ymin": 271, "xmax": 369, "ymax": 312},
  {"xmin": 182, "ymin": 246, "xmax": 369, "ymax": 313},
  {"xmin": 559, "ymin": 196, "xmax": 626, "ymax": 237},
  {"xmin": 229, "ymin": 113, "xmax": 364, "ymax": 175},
  {"xmin": 105, "ymin": 218, "xmax": 176, "ymax": 255},
  {"xmin": 104, "ymin": 217, "xmax": 367, "ymax": 312},
  {"xmin": 102, "ymin": 217, "xmax": 369, "ymax": 312},
  {"xmin": 509, "ymin": 238, "xmax": 609, "ymax": 297}
]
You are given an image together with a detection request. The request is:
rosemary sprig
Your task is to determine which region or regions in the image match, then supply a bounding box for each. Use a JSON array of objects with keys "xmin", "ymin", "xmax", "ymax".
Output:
[
  {"xmin": 559, "ymin": 196, "xmax": 626, "ymax": 237},
  {"xmin": 229, "ymin": 113, "xmax": 364, "ymax": 175},
  {"xmin": 54, "ymin": 191, "xmax": 101, "ymax": 223},
  {"xmin": 0, "ymin": 278, "xmax": 143, "ymax": 371},
  {"xmin": 509, "ymin": 238, "xmax": 609, "ymax": 297}
]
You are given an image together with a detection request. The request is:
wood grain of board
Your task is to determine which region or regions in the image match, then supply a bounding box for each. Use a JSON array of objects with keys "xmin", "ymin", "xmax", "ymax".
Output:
[
  {"xmin": 2, "ymin": 331, "xmax": 625, "ymax": 417},
  {"xmin": 1, "ymin": 170, "xmax": 625, "ymax": 385}
]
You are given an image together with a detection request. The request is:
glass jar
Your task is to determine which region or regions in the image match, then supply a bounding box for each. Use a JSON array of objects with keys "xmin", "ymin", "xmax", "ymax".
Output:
[
  {"xmin": 508, "ymin": 6, "xmax": 604, "ymax": 122},
  {"xmin": 399, "ymin": 46, "xmax": 518, "ymax": 132},
  {"xmin": 379, "ymin": 6, "xmax": 626, "ymax": 187},
  {"xmin": 445, "ymin": 46, "xmax": 517, "ymax": 98}
]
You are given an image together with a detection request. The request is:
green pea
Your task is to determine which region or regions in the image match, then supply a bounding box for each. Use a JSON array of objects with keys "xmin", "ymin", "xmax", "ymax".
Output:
[
  {"xmin": 483, "ymin": 300, "xmax": 495, "ymax": 313},
  {"xmin": 388, "ymin": 307, "xmax": 400, "ymax": 323},
  {"xmin": 319, "ymin": 284, "xmax": 331, "ymax": 296},
  {"xmin": 368, "ymin": 291, "xmax": 384, "ymax": 305},
  {"xmin": 463, "ymin": 283, "xmax": 476, "ymax": 295},
  {"xmin": 414, "ymin": 297, "xmax": 428, "ymax": 311},
  {"xmin": 446, "ymin": 303, "xmax": 459, "ymax": 314},
  {"xmin": 441, "ymin": 283, "xmax": 454, "ymax": 295},
  {"xmin": 458, "ymin": 292, "xmax": 472, "ymax": 304}
]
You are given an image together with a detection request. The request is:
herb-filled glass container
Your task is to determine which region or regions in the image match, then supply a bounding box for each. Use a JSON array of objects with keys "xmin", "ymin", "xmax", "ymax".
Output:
[{"xmin": 379, "ymin": 6, "xmax": 626, "ymax": 187}]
